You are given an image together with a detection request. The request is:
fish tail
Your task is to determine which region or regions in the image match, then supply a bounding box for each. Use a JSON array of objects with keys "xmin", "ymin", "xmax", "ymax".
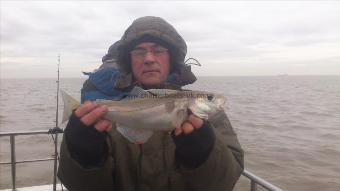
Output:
[{"xmin": 60, "ymin": 89, "xmax": 81, "ymax": 123}]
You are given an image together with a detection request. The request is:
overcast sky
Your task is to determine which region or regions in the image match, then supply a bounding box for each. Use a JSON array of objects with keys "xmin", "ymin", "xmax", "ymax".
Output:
[{"xmin": 1, "ymin": 1, "xmax": 339, "ymax": 78}]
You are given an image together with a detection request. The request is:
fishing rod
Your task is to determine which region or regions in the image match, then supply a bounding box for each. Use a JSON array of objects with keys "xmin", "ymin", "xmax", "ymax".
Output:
[
  {"xmin": 48, "ymin": 54, "xmax": 64, "ymax": 191},
  {"xmin": 56, "ymin": 54, "xmax": 60, "ymax": 129}
]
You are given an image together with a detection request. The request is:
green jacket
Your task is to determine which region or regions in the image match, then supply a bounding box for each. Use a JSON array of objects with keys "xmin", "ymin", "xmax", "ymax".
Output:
[{"xmin": 58, "ymin": 111, "xmax": 244, "ymax": 191}]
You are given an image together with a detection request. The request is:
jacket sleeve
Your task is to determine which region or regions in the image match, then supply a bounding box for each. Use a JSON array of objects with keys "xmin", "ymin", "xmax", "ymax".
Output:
[
  {"xmin": 178, "ymin": 111, "xmax": 244, "ymax": 191},
  {"xmin": 57, "ymin": 135, "xmax": 114, "ymax": 191}
]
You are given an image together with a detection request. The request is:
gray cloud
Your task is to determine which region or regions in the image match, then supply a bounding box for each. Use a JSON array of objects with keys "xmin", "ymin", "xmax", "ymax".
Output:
[{"xmin": 1, "ymin": 1, "xmax": 340, "ymax": 78}]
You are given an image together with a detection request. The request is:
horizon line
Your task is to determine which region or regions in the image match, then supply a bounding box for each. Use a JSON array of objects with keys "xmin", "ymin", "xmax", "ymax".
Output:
[{"xmin": 1, "ymin": 74, "xmax": 340, "ymax": 80}]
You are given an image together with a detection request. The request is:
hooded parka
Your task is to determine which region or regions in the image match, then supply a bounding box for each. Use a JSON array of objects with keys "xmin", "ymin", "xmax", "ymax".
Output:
[{"xmin": 58, "ymin": 16, "xmax": 244, "ymax": 191}]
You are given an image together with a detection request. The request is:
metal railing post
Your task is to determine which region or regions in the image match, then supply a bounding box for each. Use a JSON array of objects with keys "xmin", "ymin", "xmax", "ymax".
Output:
[
  {"xmin": 251, "ymin": 180, "xmax": 257, "ymax": 191},
  {"xmin": 53, "ymin": 133, "xmax": 58, "ymax": 191},
  {"xmin": 10, "ymin": 135, "xmax": 16, "ymax": 190}
]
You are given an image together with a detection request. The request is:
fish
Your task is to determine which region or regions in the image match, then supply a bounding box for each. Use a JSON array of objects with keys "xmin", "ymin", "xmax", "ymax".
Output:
[{"xmin": 61, "ymin": 86, "xmax": 226, "ymax": 143}]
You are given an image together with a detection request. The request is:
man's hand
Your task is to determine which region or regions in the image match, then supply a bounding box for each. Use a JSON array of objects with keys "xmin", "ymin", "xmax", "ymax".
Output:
[
  {"xmin": 174, "ymin": 114, "xmax": 204, "ymax": 136},
  {"xmin": 171, "ymin": 114, "xmax": 214, "ymax": 168},
  {"xmin": 74, "ymin": 101, "xmax": 112, "ymax": 132}
]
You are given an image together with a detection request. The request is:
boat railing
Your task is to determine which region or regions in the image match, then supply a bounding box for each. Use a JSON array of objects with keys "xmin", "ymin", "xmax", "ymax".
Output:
[{"xmin": 0, "ymin": 130, "xmax": 283, "ymax": 191}]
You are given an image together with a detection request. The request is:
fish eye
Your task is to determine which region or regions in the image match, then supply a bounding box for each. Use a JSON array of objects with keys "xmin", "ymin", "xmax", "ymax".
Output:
[{"xmin": 207, "ymin": 94, "xmax": 214, "ymax": 101}]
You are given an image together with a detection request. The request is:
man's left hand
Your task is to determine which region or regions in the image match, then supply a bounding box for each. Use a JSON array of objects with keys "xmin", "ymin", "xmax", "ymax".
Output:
[{"xmin": 174, "ymin": 114, "xmax": 204, "ymax": 136}]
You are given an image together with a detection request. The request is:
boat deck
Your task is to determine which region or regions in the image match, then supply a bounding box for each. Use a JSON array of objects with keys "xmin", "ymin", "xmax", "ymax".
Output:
[{"xmin": 0, "ymin": 184, "xmax": 66, "ymax": 191}]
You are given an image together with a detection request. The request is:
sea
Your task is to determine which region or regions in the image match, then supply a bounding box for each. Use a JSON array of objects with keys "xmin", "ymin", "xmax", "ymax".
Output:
[{"xmin": 0, "ymin": 76, "xmax": 339, "ymax": 190}]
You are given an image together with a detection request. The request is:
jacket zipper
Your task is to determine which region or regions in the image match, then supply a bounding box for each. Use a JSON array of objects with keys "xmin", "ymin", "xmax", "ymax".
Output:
[
  {"xmin": 163, "ymin": 134, "xmax": 172, "ymax": 191},
  {"xmin": 136, "ymin": 144, "xmax": 143, "ymax": 191}
]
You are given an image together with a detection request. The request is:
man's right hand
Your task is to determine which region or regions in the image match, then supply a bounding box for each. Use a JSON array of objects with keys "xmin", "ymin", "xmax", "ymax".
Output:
[{"xmin": 74, "ymin": 101, "xmax": 112, "ymax": 132}]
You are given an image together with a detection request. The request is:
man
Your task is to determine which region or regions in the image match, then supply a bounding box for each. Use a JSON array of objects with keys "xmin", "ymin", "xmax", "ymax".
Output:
[{"xmin": 58, "ymin": 16, "xmax": 244, "ymax": 191}]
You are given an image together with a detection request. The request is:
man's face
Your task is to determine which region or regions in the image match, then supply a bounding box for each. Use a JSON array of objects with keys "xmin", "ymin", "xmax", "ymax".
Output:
[{"xmin": 130, "ymin": 42, "xmax": 170, "ymax": 88}]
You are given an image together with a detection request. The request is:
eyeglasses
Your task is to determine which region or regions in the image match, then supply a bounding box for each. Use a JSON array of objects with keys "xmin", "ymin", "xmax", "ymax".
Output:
[{"xmin": 130, "ymin": 47, "xmax": 168, "ymax": 59}]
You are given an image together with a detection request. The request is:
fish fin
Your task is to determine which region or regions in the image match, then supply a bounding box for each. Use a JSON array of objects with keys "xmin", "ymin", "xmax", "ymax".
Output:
[
  {"xmin": 60, "ymin": 89, "xmax": 81, "ymax": 123},
  {"xmin": 188, "ymin": 101, "xmax": 208, "ymax": 120},
  {"xmin": 116, "ymin": 123, "xmax": 153, "ymax": 143}
]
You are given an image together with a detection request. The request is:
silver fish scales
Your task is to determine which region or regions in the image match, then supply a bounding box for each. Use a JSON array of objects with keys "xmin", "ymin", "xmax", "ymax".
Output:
[{"xmin": 61, "ymin": 87, "xmax": 225, "ymax": 143}]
